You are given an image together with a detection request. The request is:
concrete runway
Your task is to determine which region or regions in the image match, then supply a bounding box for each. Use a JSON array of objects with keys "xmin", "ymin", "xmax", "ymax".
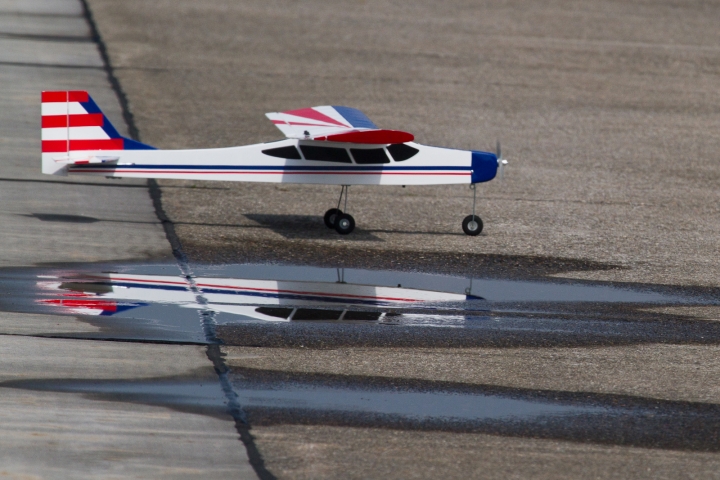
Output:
[
  {"xmin": 0, "ymin": 1, "xmax": 256, "ymax": 477},
  {"xmin": 2, "ymin": 0, "xmax": 720, "ymax": 478}
]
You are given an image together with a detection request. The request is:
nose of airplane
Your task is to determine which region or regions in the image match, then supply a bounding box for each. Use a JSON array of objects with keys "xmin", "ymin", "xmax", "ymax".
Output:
[{"xmin": 471, "ymin": 150, "xmax": 498, "ymax": 183}]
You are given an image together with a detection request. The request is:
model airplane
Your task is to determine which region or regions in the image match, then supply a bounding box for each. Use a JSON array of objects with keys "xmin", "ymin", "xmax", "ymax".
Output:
[{"xmin": 41, "ymin": 90, "xmax": 507, "ymax": 235}]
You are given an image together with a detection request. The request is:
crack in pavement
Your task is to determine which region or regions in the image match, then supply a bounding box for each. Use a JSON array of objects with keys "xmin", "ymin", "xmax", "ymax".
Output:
[{"xmin": 79, "ymin": 1, "xmax": 275, "ymax": 478}]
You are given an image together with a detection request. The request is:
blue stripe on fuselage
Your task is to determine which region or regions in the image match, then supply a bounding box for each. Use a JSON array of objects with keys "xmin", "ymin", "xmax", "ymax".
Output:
[{"xmin": 69, "ymin": 164, "xmax": 472, "ymax": 172}]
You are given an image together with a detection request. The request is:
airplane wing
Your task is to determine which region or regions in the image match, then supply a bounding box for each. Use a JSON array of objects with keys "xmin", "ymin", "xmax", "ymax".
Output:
[{"xmin": 265, "ymin": 105, "xmax": 414, "ymax": 144}]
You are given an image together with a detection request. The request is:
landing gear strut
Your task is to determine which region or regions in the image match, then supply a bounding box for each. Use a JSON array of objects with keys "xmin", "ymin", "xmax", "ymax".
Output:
[
  {"xmin": 324, "ymin": 185, "xmax": 355, "ymax": 235},
  {"xmin": 462, "ymin": 184, "xmax": 483, "ymax": 236}
]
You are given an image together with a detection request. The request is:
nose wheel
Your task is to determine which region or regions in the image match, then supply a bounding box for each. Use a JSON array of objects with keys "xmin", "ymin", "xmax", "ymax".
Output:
[
  {"xmin": 324, "ymin": 185, "xmax": 356, "ymax": 234},
  {"xmin": 463, "ymin": 183, "xmax": 483, "ymax": 236}
]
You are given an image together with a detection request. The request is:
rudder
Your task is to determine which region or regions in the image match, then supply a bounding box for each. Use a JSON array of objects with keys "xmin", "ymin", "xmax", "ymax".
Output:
[{"xmin": 41, "ymin": 90, "xmax": 154, "ymax": 175}]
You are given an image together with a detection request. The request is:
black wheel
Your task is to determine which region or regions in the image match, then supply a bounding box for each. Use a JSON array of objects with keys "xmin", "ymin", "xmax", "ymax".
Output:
[
  {"xmin": 324, "ymin": 208, "xmax": 342, "ymax": 228},
  {"xmin": 334, "ymin": 213, "xmax": 355, "ymax": 235},
  {"xmin": 462, "ymin": 215, "xmax": 483, "ymax": 236}
]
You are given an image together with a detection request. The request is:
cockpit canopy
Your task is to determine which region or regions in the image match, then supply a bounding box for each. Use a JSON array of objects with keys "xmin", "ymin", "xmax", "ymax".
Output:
[{"xmin": 262, "ymin": 143, "xmax": 419, "ymax": 164}]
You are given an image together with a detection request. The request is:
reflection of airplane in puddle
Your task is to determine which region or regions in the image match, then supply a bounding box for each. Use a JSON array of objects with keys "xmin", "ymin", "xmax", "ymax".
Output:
[{"xmin": 38, "ymin": 272, "xmax": 482, "ymax": 323}]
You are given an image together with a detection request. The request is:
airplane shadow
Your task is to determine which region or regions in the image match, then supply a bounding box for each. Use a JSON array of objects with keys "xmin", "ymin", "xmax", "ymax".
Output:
[
  {"xmin": 24, "ymin": 213, "xmax": 99, "ymax": 223},
  {"xmin": 244, "ymin": 214, "xmax": 384, "ymax": 241},
  {"xmin": 20, "ymin": 213, "xmax": 158, "ymax": 226},
  {"xmin": 24, "ymin": 212, "xmax": 466, "ymax": 239}
]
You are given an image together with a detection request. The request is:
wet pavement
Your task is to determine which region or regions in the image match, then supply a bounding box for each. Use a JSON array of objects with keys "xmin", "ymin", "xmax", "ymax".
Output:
[
  {"xmin": 4, "ymin": 376, "xmax": 229, "ymax": 418},
  {"xmin": 2, "ymin": 260, "xmax": 720, "ymax": 460},
  {"xmin": 3, "ymin": 261, "xmax": 717, "ymax": 348},
  {"xmin": 229, "ymin": 368, "xmax": 720, "ymax": 452},
  {"xmin": 8, "ymin": 361, "xmax": 720, "ymax": 452},
  {"xmin": 4, "ymin": 0, "xmax": 716, "ymax": 476}
]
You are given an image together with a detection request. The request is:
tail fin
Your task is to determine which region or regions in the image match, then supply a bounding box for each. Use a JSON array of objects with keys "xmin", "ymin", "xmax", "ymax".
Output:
[{"xmin": 41, "ymin": 90, "xmax": 154, "ymax": 175}]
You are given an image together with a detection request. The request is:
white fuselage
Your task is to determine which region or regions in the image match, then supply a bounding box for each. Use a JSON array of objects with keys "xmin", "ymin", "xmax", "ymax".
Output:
[{"xmin": 48, "ymin": 140, "xmax": 474, "ymax": 186}]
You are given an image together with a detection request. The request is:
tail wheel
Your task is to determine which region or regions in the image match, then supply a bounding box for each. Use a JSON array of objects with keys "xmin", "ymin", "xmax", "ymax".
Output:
[
  {"xmin": 324, "ymin": 208, "xmax": 342, "ymax": 229},
  {"xmin": 335, "ymin": 213, "xmax": 355, "ymax": 235},
  {"xmin": 462, "ymin": 215, "xmax": 483, "ymax": 236}
]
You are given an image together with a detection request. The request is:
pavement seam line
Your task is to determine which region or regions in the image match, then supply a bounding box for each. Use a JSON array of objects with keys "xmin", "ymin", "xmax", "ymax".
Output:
[
  {"xmin": 0, "ymin": 60, "xmax": 103, "ymax": 69},
  {"xmin": 78, "ymin": 2, "xmax": 275, "ymax": 478},
  {"xmin": 0, "ymin": 333, "xmax": 209, "ymax": 345}
]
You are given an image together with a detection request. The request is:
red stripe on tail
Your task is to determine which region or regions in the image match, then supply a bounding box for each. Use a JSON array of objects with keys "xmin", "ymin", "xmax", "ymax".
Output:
[
  {"xmin": 41, "ymin": 140, "xmax": 68, "ymax": 153},
  {"xmin": 41, "ymin": 114, "xmax": 104, "ymax": 128},
  {"xmin": 41, "ymin": 91, "xmax": 89, "ymax": 103},
  {"xmin": 71, "ymin": 139, "xmax": 124, "ymax": 150},
  {"xmin": 42, "ymin": 139, "xmax": 124, "ymax": 152}
]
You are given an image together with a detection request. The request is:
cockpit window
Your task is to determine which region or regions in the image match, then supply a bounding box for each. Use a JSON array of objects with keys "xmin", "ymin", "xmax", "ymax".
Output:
[
  {"xmin": 300, "ymin": 145, "xmax": 352, "ymax": 163},
  {"xmin": 387, "ymin": 143, "xmax": 419, "ymax": 162},
  {"xmin": 255, "ymin": 307, "xmax": 294, "ymax": 319},
  {"xmin": 262, "ymin": 145, "xmax": 301, "ymax": 159},
  {"xmin": 350, "ymin": 148, "xmax": 390, "ymax": 164}
]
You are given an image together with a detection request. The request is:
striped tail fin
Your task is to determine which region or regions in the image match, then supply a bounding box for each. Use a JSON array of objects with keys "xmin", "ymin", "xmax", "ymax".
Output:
[{"xmin": 41, "ymin": 90, "xmax": 154, "ymax": 175}]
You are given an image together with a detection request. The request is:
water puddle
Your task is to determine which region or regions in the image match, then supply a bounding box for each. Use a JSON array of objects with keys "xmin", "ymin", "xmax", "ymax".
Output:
[
  {"xmin": 228, "ymin": 369, "xmax": 720, "ymax": 451},
  {"xmin": 2, "ymin": 261, "xmax": 719, "ymax": 451},
  {"xmin": 7, "ymin": 367, "xmax": 718, "ymax": 451},
  {"xmin": 2, "ymin": 376, "xmax": 229, "ymax": 418},
  {"xmin": 234, "ymin": 380, "xmax": 598, "ymax": 421},
  {"xmin": 0, "ymin": 262, "xmax": 716, "ymax": 344}
]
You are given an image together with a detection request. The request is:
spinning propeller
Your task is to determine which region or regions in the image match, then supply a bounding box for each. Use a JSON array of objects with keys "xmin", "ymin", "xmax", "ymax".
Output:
[{"xmin": 496, "ymin": 140, "xmax": 508, "ymax": 180}]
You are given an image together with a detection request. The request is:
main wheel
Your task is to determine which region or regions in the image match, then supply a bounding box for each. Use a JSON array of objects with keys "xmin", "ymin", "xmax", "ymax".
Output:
[
  {"xmin": 462, "ymin": 215, "xmax": 483, "ymax": 236},
  {"xmin": 324, "ymin": 208, "xmax": 342, "ymax": 229},
  {"xmin": 335, "ymin": 213, "xmax": 355, "ymax": 235}
]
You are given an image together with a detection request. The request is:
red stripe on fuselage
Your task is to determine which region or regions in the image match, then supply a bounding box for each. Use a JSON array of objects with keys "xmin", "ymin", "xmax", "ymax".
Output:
[{"xmin": 94, "ymin": 276, "xmax": 188, "ymax": 287}]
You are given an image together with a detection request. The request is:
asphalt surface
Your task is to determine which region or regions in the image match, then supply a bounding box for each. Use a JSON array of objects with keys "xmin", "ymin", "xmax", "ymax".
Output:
[
  {"xmin": 88, "ymin": 0, "xmax": 720, "ymax": 287},
  {"xmin": 81, "ymin": 0, "xmax": 720, "ymax": 478},
  {"xmin": 1, "ymin": 0, "xmax": 719, "ymax": 478}
]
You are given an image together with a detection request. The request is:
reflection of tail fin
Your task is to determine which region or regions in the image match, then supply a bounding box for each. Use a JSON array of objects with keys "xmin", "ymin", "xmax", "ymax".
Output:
[
  {"xmin": 40, "ymin": 298, "xmax": 145, "ymax": 316},
  {"xmin": 41, "ymin": 90, "xmax": 155, "ymax": 175}
]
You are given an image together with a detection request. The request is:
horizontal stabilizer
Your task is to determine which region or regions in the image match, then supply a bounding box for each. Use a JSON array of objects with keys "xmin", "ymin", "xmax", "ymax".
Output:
[{"xmin": 53, "ymin": 155, "xmax": 120, "ymax": 165}]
